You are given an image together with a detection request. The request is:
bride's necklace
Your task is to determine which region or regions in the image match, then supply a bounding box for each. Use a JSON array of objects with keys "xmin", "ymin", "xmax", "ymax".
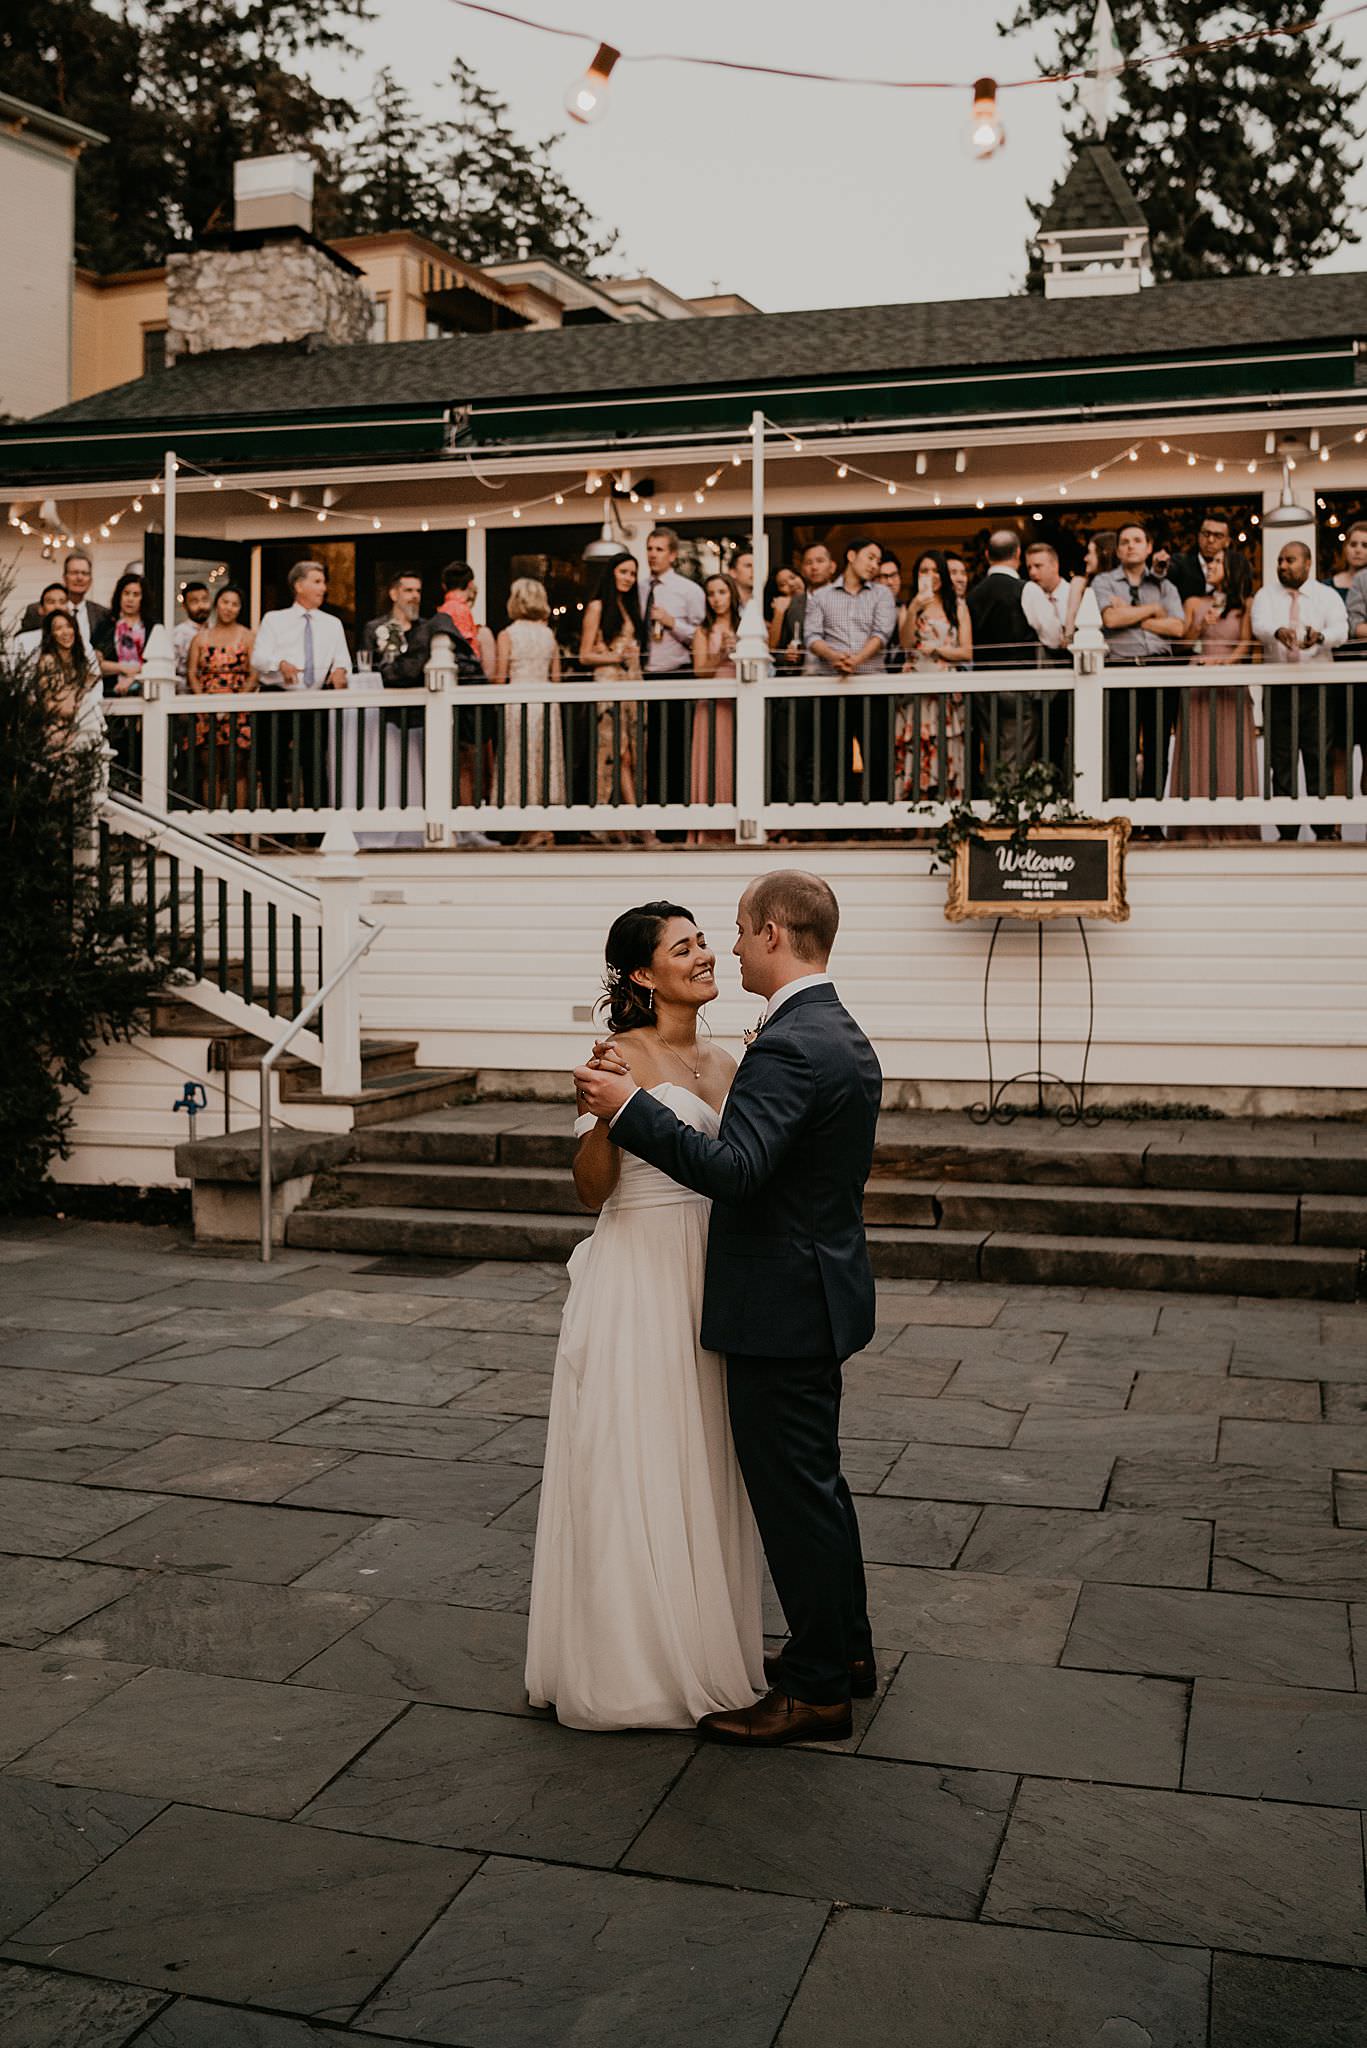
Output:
[{"xmin": 656, "ymin": 1031, "xmax": 702, "ymax": 1081}]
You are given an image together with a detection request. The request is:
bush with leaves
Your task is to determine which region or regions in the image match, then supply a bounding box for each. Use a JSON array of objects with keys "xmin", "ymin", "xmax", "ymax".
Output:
[{"xmin": 0, "ymin": 633, "xmax": 174, "ymax": 1212}]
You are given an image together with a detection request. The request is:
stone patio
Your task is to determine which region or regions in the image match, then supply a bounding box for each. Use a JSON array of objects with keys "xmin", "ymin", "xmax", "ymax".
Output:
[{"xmin": 2, "ymin": 1217, "xmax": 1366, "ymax": 2047}]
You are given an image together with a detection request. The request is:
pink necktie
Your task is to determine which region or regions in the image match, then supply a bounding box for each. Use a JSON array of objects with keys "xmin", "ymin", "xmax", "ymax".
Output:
[{"xmin": 1288, "ymin": 590, "xmax": 1301, "ymax": 663}]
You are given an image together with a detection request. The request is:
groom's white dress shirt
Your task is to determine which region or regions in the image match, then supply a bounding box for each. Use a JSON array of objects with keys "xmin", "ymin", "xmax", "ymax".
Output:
[{"xmin": 761, "ymin": 972, "xmax": 834, "ymax": 1025}]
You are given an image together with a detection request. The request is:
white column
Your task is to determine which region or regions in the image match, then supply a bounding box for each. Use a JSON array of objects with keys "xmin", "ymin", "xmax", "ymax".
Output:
[
  {"xmin": 138, "ymin": 622, "xmax": 176, "ymax": 812},
  {"xmin": 422, "ymin": 630, "xmax": 456, "ymax": 846},
  {"xmin": 162, "ymin": 449, "xmax": 177, "ymax": 632},
  {"xmin": 316, "ymin": 823, "xmax": 365, "ymax": 1096},
  {"xmin": 734, "ymin": 409, "xmax": 771, "ymax": 844}
]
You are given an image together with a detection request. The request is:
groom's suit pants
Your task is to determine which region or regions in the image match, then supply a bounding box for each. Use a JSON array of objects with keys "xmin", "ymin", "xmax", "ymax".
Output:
[{"xmin": 726, "ymin": 1350, "xmax": 874, "ymax": 1706}]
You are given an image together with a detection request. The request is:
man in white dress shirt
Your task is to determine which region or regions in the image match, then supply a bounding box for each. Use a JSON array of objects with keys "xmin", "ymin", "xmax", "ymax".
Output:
[
  {"xmin": 252, "ymin": 560, "xmax": 352, "ymax": 814},
  {"xmin": 1251, "ymin": 540, "xmax": 1348, "ymax": 839},
  {"xmin": 641, "ymin": 526, "xmax": 705, "ymax": 808}
]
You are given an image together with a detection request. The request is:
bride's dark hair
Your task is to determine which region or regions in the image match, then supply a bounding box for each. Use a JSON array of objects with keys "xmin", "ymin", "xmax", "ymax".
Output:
[{"xmin": 598, "ymin": 900, "xmax": 695, "ymax": 1034}]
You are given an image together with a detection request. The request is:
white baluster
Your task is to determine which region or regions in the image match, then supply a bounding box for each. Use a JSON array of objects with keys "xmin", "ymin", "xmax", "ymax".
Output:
[
  {"xmin": 139, "ymin": 622, "xmax": 176, "ymax": 812},
  {"xmin": 1070, "ymin": 588, "xmax": 1106, "ymax": 816},
  {"xmin": 423, "ymin": 633, "xmax": 456, "ymax": 847}
]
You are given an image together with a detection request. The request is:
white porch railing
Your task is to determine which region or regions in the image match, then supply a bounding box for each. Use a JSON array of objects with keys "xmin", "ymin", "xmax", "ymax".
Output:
[{"xmin": 97, "ymin": 645, "xmax": 1367, "ymax": 841}]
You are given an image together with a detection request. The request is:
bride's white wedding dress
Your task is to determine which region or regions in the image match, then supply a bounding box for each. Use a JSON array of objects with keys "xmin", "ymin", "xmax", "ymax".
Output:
[{"xmin": 525, "ymin": 1082, "xmax": 765, "ymax": 1730}]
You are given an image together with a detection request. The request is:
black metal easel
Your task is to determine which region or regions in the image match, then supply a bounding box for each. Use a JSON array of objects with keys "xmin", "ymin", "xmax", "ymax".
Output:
[{"xmin": 969, "ymin": 915, "xmax": 1101, "ymax": 1127}]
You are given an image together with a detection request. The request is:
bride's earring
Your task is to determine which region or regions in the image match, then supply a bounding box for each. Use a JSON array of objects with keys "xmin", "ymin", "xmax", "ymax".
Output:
[{"xmin": 646, "ymin": 987, "xmax": 654, "ymax": 1012}]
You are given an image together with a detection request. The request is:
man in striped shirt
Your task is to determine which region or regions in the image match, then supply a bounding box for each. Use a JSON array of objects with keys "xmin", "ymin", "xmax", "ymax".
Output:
[{"xmin": 804, "ymin": 537, "xmax": 896, "ymax": 804}]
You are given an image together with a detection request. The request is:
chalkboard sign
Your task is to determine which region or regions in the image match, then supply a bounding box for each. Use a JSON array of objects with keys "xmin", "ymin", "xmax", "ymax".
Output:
[{"xmin": 946, "ymin": 822, "xmax": 1129, "ymax": 922}]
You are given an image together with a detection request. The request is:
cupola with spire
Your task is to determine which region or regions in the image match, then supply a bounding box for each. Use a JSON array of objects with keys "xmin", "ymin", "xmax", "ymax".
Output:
[{"xmin": 1035, "ymin": 142, "xmax": 1150, "ymax": 298}]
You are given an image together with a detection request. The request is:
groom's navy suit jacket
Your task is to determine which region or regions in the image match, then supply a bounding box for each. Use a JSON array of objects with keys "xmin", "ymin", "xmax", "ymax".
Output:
[{"xmin": 611, "ymin": 984, "xmax": 882, "ymax": 1362}]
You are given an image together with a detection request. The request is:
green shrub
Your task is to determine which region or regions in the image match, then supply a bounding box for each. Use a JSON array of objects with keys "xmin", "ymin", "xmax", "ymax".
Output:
[{"xmin": 0, "ymin": 616, "xmax": 174, "ymax": 1211}]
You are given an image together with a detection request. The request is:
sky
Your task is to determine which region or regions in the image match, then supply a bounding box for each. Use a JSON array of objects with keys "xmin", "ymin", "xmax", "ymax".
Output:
[{"xmin": 318, "ymin": 0, "xmax": 1367, "ymax": 312}]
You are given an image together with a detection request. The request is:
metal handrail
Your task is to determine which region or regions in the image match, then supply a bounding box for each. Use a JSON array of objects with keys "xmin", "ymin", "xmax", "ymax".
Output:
[{"xmin": 258, "ymin": 916, "xmax": 381, "ymax": 1264}]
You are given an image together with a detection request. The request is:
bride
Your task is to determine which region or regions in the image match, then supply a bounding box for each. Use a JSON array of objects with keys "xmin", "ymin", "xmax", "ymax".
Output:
[{"xmin": 524, "ymin": 900, "xmax": 765, "ymax": 1730}]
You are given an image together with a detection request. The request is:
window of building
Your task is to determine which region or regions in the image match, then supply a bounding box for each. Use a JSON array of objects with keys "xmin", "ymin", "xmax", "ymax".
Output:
[
  {"xmin": 142, "ymin": 327, "xmax": 168, "ymax": 376},
  {"xmin": 370, "ymin": 295, "xmax": 390, "ymax": 342}
]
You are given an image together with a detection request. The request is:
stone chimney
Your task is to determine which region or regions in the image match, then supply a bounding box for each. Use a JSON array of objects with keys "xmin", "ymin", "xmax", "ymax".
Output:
[{"xmin": 165, "ymin": 153, "xmax": 373, "ymax": 362}]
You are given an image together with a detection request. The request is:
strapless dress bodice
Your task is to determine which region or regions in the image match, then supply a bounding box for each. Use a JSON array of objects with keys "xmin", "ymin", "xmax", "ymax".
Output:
[{"xmin": 575, "ymin": 1082, "xmax": 720, "ymax": 1213}]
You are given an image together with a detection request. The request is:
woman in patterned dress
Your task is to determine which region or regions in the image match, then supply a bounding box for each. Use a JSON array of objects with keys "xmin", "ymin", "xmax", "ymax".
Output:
[
  {"xmin": 188, "ymin": 585, "xmax": 256, "ymax": 814},
  {"xmin": 895, "ymin": 550, "xmax": 972, "ymax": 800}
]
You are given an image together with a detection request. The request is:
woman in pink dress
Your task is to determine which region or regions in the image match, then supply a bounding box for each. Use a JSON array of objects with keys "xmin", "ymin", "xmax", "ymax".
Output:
[
  {"xmin": 688, "ymin": 572, "xmax": 739, "ymax": 843},
  {"xmin": 1172, "ymin": 548, "xmax": 1258, "ymax": 840},
  {"xmin": 895, "ymin": 550, "xmax": 972, "ymax": 800}
]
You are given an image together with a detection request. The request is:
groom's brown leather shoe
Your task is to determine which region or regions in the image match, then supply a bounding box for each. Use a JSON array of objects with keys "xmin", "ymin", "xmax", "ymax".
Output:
[
  {"xmin": 698, "ymin": 1688, "xmax": 853, "ymax": 1745},
  {"xmin": 763, "ymin": 1651, "xmax": 877, "ymax": 1699}
]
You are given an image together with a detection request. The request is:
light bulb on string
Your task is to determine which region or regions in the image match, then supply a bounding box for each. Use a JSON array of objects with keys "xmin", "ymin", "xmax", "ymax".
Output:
[
  {"xmin": 731, "ymin": 453, "xmax": 742, "ymax": 467},
  {"xmin": 1320, "ymin": 447, "xmax": 1331, "ymax": 463},
  {"xmin": 967, "ymin": 77, "xmax": 1005, "ymax": 159},
  {"xmin": 954, "ymin": 450, "xmax": 967, "ymax": 474},
  {"xmin": 421, "ymin": 519, "xmax": 429, "ymax": 532},
  {"xmin": 886, "ymin": 481, "xmax": 897, "ymax": 496},
  {"xmin": 317, "ymin": 510, "xmax": 326, "ymax": 523},
  {"xmin": 565, "ymin": 41, "xmax": 619, "ymax": 126},
  {"xmin": 132, "ymin": 497, "xmax": 142, "ymax": 511},
  {"xmin": 836, "ymin": 464, "xmax": 848, "ymax": 479},
  {"xmin": 372, "ymin": 517, "xmax": 382, "ymax": 529},
  {"xmin": 915, "ymin": 453, "xmax": 928, "ymax": 476},
  {"xmin": 1187, "ymin": 453, "xmax": 1197, "ymax": 467},
  {"xmin": 1158, "ymin": 442, "xmax": 1170, "ymax": 455},
  {"xmin": 268, "ymin": 497, "xmax": 279, "ymax": 510},
  {"xmin": 513, "ymin": 508, "xmax": 521, "ymax": 520},
  {"xmin": 975, "ymin": 497, "xmax": 985, "ymax": 510},
  {"xmin": 1215, "ymin": 461, "xmax": 1224, "ymax": 475},
  {"xmin": 468, "ymin": 516, "xmax": 477, "ymax": 528},
  {"xmin": 554, "ymin": 493, "xmax": 564, "ymax": 506},
  {"xmin": 932, "ymin": 492, "xmax": 942, "ymax": 506},
  {"xmin": 1247, "ymin": 460, "xmax": 1258, "ymax": 474},
  {"xmin": 1128, "ymin": 448, "xmax": 1139, "ymax": 462}
]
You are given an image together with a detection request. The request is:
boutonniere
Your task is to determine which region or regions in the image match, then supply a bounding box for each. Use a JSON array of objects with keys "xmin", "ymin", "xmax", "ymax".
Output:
[{"xmin": 742, "ymin": 1012, "xmax": 766, "ymax": 1048}]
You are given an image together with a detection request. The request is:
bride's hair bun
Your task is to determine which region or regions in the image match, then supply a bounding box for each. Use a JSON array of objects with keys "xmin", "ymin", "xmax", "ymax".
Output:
[{"xmin": 597, "ymin": 900, "xmax": 695, "ymax": 1035}]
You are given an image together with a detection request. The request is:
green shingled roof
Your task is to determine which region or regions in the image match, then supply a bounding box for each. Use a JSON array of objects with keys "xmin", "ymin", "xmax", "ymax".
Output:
[
  {"xmin": 1038, "ymin": 144, "xmax": 1149, "ymax": 235},
  {"xmin": 28, "ymin": 270, "xmax": 1364, "ymax": 433}
]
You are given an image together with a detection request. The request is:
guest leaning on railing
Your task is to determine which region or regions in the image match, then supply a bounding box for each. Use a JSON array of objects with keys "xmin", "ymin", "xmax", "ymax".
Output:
[
  {"xmin": 580, "ymin": 553, "xmax": 650, "ymax": 845},
  {"xmin": 494, "ymin": 577, "xmax": 564, "ymax": 847},
  {"xmin": 1092, "ymin": 521, "xmax": 1186, "ymax": 803},
  {"xmin": 252, "ymin": 560, "xmax": 351, "ymax": 812},
  {"xmin": 1252, "ymin": 542, "xmax": 1349, "ymax": 840},
  {"xmin": 1170, "ymin": 548, "xmax": 1257, "ymax": 839},
  {"xmin": 187, "ymin": 583, "xmax": 255, "ymax": 816},
  {"xmin": 896, "ymin": 549, "xmax": 971, "ymax": 801},
  {"xmin": 687, "ymin": 572, "xmax": 739, "ymax": 844}
]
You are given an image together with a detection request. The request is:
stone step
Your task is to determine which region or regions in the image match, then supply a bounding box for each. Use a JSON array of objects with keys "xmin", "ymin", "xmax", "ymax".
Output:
[
  {"xmin": 934, "ymin": 1182, "xmax": 1301, "ymax": 1246},
  {"xmin": 1300, "ymin": 1194, "xmax": 1367, "ymax": 1248},
  {"xmin": 867, "ymin": 1228, "xmax": 986, "ymax": 1282},
  {"xmin": 354, "ymin": 1108, "xmax": 575, "ymax": 1169},
  {"xmin": 283, "ymin": 1069, "xmax": 478, "ymax": 1125},
  {"xmin": 980, "ymin": 1232, "xmax": 1362, "ymax": 1302},
  {"xmin": 860, "ymin": 1181, "xmax": 941, "ymax": 1229},
  {"xmin": 286, "ymin": 1204, "xmax": 592, "ymax": 1261},
  {"xmin": 327, "ymin": 1161, "xmax": 586, "ymax": 1216}
]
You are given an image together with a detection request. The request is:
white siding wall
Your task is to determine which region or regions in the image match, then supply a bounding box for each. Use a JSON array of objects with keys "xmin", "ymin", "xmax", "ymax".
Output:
[
  {"xmin": 59, "ymin": 844, "xmax": 1367, "ymax": 1187},
  {"xmin": 1, "ymin": 132, "xmax": 75, "ymax": 419},
  {"xmin": 326, "ymin": 844, "xmax": 1367, "ymax": 1098}
]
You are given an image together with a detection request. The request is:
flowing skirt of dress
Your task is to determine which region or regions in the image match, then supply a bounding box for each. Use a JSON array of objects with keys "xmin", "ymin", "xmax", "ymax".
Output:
[{"xmin": 525, "ymin": 1090, "xmax": 764, "ymax": 1730}]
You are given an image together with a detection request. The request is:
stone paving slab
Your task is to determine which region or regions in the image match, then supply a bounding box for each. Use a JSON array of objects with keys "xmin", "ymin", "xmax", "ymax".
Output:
[
  {"xmin": 861, "ymin": 1650, "xmax": 1187, "ymax": 1787},
  {"xmin": 1106, "ymin": 1456, "xmax": 1334, "ymax": 1522},
  {"xmin": 7, "ymin": 1666, "xmax": 400, "ymax": 1816},
  {"xmin": 291, "ymin": 1599, "xmax": 533, "ymax": 1715},
  {"xmin": 776, "ymin": 1911, "xmax": 1210, "ymax": 2048},
  {"xmin": 0, "ymin": 1648, "xmax": 143, "ymax": 1763},
  {"xmin": 3, "ymin": 1804, "xmax": 476, "ymax": 2018},
  {"xmin": 301, "ymin": 1704, "xmax": 689, "ymax": 1867},
  {"xmin": 355, "ymin": 1855, "xmax": 827, "ymax": 2048},
  {"xmin": 294, "ymin": 1515, "xmax": 535, "ymax": 1609},
  {"xmin": 89, "ymin": 1435, "xmax": 349, "ymax": 1502},
  {"xmin": 625, "ymin": 1746, "xmax": 1012, "ymax": 1914},
  {"xmin": 1183, "ymin": 1677, "xmax": 1367, "ymax": 1806},
  {"xmin": 958, "ymin": 1505, "xmax": 1211, "ymax": 1588},
  {"xmin": 0, "ymin": 1776, "xmax": 165, "ymax": 1943},
  {"xmin": 280, "ymin": 1451, "xmax": 537, "ymax": 1524},
  {"xmin": 0, "ymin": 1476, "xmax": 165, "ymax": 1559},
  {"xmin": 1063, "ymin": 1582, "xmax": 1355, "ymax": 1689},
  {"xmin": 879, "ymin": 1443, "xmax": 1114, "ymax": 1509},
  {"xmin": 0, "ymin": 1960, "xmax": 166, "ymax": 2048},
  {"xmin": 76, "ymin": 1495, "xmax": 372, "ymax": 1583},
  {"xmin": 0, "ymin": 1557, "xmax": 141, "ymax": 1650},
  {"xmin": 983, "ymin": 1778, "xmax": 1367, "ymax": 1964},
  {"xmin": 1213, "ymin": 1518, "xmax": 1367, "ymax": 1601},
  {"xmin": 1209, "ymin": 1953, "xmax": 1367, "ymax": 2048},
  {"xmin": 51, "ymin": 1574, "xmax": 376, "ymax": 1682},
  {"xmin": 864, "ymin": 1564, "xmax": 1079, "ymax": 1664}
]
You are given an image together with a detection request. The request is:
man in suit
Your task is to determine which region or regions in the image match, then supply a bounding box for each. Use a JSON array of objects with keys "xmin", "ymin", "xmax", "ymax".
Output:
[
  {"xmin": 21, "ymin": 550, "xmax": 110, "ymax": 645},
  {"xmin": 640, "ymin": 525, "xmax": 705, "ymax": 808},
  {"xmin": 575, "ymin": 869, "xmax": 882, "ymax": 1745}
]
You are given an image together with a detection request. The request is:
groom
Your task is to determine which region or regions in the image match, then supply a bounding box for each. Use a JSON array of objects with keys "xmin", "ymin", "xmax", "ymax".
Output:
[{"xmin": 575, "ymin": 870, "xmax": 882, "ymax": 1744}]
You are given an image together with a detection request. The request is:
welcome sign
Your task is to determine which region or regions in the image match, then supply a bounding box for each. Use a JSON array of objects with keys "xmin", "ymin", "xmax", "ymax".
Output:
[{"xmin": 946, "ymin": 822, "xmax": 1129, "ymax": 922}]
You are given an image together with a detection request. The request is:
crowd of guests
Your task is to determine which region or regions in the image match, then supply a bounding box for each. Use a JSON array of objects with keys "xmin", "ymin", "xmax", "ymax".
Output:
[{"xmin": 11, "ymin": 516, "xmax": 1367, "ymax": 835}]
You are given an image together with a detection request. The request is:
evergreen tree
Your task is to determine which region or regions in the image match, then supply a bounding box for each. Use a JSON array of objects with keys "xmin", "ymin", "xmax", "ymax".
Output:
[
  {"xmin": 324, "ymin": 68, "xmax": 449, "ymax": 242},
  {"xmin": 1006, "ymin": 1, "xmax": 1363, "ymax": 281}
]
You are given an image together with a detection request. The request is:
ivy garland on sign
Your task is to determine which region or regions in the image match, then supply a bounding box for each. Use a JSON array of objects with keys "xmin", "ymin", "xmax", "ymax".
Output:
[{"xmin": 916, "ymin": 760, "xmax": 1086, "ymax": 874}]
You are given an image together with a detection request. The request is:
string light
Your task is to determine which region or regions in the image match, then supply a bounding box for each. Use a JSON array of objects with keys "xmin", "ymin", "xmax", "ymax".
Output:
[
  {"xmin": 450, "ymin": 0, "xmax": 1367, "ymax": 105},
  {"xmin": 915, "ymin": 453, "xmax": 928, "ymax": 476},
  {"xmin": 968, "ymin": 77, "xmax": 1005, "ymax": 159},
  {"xmin": 565, "ymin": 39, "xmax": 618, "ymax": 124},
  {"xmin": 836, "ymin": 464, "xmax": 848, "ymax": 478}
]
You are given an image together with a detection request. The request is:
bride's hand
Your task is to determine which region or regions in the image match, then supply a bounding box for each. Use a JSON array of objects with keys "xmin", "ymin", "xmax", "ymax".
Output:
[{"xmin": 589, "ymin": 1039, "xmax": 631, "ymax": 1076}]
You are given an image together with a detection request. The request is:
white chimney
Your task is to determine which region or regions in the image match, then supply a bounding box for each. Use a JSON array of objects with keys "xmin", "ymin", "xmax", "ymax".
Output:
[{"xmin": 233, "ymin": 153, "xmax": 315, "ymax": 235}]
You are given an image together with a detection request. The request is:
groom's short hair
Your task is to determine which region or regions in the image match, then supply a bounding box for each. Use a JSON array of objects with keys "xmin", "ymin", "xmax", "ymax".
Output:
[{"xmin": 745, "ymin": 870, "xmax": 839, "ymax": 964}]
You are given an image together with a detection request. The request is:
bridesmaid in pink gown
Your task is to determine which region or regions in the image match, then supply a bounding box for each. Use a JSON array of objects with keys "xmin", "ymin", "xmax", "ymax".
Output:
[
  {"xmin": 688, "ymin": 573, "xmax": 740, "ymax": 843},
  {"xmin": 1173, "ymin": 549, "xmax": 1258, "ymax": 840}
]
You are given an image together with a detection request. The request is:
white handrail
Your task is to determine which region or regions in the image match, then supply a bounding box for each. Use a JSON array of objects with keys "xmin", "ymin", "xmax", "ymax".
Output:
[{"xmin": 259, "ymin": 916, "xmax": 381, "ymax": 1264}]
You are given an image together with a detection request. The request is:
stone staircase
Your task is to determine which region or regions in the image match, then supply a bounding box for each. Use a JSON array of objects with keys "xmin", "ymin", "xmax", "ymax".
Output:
[{"xmin": 284, "ymin": 1106, "xmax": 1367, "ymax": 1301}]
